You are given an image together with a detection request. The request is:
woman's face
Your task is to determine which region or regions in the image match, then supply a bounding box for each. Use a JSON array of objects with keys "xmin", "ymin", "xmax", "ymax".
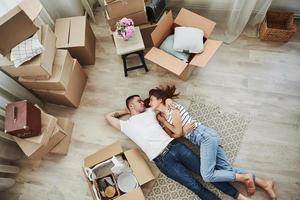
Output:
[{"xmin": 149, "ymin": 95, "xmax": 162, "ymax": 110}]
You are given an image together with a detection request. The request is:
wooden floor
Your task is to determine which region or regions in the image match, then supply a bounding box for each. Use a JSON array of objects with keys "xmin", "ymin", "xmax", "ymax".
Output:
[{"xmin": 1, "ymin": 8, "xmax": 300, "ymax": 200}]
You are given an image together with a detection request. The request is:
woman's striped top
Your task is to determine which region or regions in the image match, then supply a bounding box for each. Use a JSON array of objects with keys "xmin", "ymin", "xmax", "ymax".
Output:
[{"xmin": 165, "ymin": 102, "xmax": 200, "ymax": 130}]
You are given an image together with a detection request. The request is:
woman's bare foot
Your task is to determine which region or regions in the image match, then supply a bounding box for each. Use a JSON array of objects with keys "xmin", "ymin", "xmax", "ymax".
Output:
[
  {"xmin": 236, "ymin": 193, "xmax": 251, "ymax": 200},
  {"xmin": 262, "ymin": 180, "xmax": 277, "ymax": 200},
  {"xmin": 254, "ymin": 177, "xmax": 277, "ymax": 200},
  {"xmin": 244, "ymin": 174, "xmax": 256, "ymax": 196}
]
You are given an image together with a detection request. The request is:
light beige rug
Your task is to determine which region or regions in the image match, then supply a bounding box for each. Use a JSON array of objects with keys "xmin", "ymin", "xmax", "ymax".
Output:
[{"xmin": 146, "ymin": 96, "xmax": 250, "ymax": 200}]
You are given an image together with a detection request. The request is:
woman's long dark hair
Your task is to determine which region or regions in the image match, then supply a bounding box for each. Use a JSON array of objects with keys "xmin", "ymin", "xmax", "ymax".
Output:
[{"xmin": 148, "ymin": 85, "xmax": 179, "ymax": 105}]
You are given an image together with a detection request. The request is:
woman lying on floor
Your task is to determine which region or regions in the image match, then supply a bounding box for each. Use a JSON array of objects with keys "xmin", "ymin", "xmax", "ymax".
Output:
[{"xmin": 145, "ymin": 85, "xmax": 277, "ymax": 200}]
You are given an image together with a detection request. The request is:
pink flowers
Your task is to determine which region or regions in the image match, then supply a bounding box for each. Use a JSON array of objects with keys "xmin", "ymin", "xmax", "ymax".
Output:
[{"xmin": 116, "ymin": 18, "xmax": 135, "ymax": 41}]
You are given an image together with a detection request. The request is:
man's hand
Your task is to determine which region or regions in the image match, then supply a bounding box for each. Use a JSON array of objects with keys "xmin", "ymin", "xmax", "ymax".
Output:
[
  {"xmin": 183, "ymin": 121, "xmax": 196, "ymax": 134},
  {"xmin": 105, "ymin": 109, "xmax": 129, "ymax": 130}
]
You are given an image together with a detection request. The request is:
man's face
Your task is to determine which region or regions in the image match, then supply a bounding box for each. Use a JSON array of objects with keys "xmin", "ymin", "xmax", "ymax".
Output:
[
  {"xmin": 129, "ymin": 96, "xmax": 145, "ymax": 113},
  {"xmin": 149, "ymin": 95, "xmax": 162, "ymax": 110}
]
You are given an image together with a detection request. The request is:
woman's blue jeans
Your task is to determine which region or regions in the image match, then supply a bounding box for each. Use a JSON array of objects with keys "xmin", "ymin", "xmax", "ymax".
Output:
[
  {"xmin": 185, "ymin": 124, "xmax": 249, "ymax": 182},
  {"xmin": 154, "ymin": 140, "xmax": 239, "ymax": 200}
]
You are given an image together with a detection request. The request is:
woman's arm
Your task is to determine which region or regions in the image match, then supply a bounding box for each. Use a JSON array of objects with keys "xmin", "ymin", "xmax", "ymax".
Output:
[
  {"xmin": 160, "ymin": 109, "xmax": 183, "ymax": 138},
  {"xmin": 157, "ymin": 112, "xmax": 181, "ymax": 138}
]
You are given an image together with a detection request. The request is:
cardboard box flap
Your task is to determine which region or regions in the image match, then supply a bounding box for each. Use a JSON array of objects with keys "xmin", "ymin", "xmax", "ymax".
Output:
[
  {"xmin": 84, "ymin": 142, "xmax": 123, "ymax": 168},
  {"xmin": 55, "ymin": 18, "xmax": 70, "ymax": 48},
  {"xmin": 124, "ymin": 149, "xmax": 154, "ymax": 185},
  {"xmin": 69, "ymin": 16, "xmax": 86, "ymax": 47},
  {"xmin": 40, "ymin": 24, "xmax": 56, "ymax": 71},
  {"xmin": 151, "ymin": 11, "xmax": 174, "ymax": 47},
  {"xmin": 145, "ymin": 47, "xmax": 188, "ymax": 76},
  {"xmin": 18, "ymin": 0, "xmax": 43, "ymax": 21},
  {"xmin": 115, "ymin": 188, "xmax": 145, "ymax": 200},
  {"xmin": 174, "ymin": 8, "xmax": 216, "ymax": 38},
  {"xmin": 190, "ymin": 39, "xmax": 222, "ymax": 67},
  {"xmin": 0, "ymin": 7, "xmax": 38, "ymax": 55}
]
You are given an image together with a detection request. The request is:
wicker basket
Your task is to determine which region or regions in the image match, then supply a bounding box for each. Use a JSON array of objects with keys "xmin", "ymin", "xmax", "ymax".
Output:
[{"xmin": 259, "ymin": 11, "xmax": 297, "ymax": 42}]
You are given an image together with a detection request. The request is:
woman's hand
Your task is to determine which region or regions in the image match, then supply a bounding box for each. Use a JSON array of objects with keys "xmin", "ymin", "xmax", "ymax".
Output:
[
  {"xmin": 183, "ymin": 121, "xmax": 196, "ymax": 134},
  {"xmin": 165, "ymin": 98, "xmax": 177, "ymax": 110},
  {"xmin": 156, "ymin": 112, "xmax": 167, "ymax": 124}
]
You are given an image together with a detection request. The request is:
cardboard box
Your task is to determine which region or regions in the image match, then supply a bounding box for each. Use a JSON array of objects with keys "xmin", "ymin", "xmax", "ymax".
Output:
[
  {"xmin": 13, "ymin": 106, "xmax": 58, "ymax": 146},
  {"xmin": 14, "ymin": 111, "xmax": 66, "ymax": 159},
  {"xmin": 55, "ymin": 16, "xmax": 96, "ymax": 65},
  {"xmin": 139, "ymin": 12, "xmax": 166, "ymax": 48},
  {"xmin": 106, "ymin": 9, "xmax": 148, "ymax": 31},
  {"xmin": 104, "ymin": 0, "xmax": 145, "ymax": 19},
  {"xmin": 84, "ymin": 142, "xmax": 155, "ymax": 200},
  {"xmin": 0, "ymin": 0, "xmax": 42, "ymax": 55},
  {"xmin": 145, "ymin": 8, "xmax": 223, "ymax": 80},
  {"xmin": 33, "ymin": 59, "xmax": 88, "ymax": 108},
  {"xmin": 19, "ymin": 50, "xmax": 74, "ymax": 90},
  {"xmin": 50, "ymin": 117, "xmax": 74, "ymax": 155},
  {"xmin": 14, "ymin": 123, "xmax": 66, "ymax": 160},
  {"xmin": 0, "ymin": 24, "xmax": 56, "ymax": 78}
]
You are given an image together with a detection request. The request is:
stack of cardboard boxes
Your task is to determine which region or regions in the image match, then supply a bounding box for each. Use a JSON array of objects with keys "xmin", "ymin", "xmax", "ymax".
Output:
[
  {"xmin": 13, "ymin": 106, "xmax": 74, "ymax": 160},
  {"xmin": 0, "ymin": 0, "xmax": 94, "ymax": 108}
]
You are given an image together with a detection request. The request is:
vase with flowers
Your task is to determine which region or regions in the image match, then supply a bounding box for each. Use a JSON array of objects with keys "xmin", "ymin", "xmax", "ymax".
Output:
[{"xmin": 116, "ymin": 17, "xmax": 135, "ymax": 41}]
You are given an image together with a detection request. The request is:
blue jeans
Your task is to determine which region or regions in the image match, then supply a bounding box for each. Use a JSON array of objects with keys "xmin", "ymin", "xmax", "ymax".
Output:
[
  {"xmin": 185, "ymin": 124, "xmax": 249, "ymax": 182},
  {"xmin": 154, "ymin": 140, "xmax": 239, "ymax": 200}
]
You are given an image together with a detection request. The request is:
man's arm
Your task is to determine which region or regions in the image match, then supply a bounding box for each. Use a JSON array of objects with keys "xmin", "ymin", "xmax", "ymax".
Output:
[{"xmin": 104, "ymin": 110, "xmax": 129, "ymax": 131}]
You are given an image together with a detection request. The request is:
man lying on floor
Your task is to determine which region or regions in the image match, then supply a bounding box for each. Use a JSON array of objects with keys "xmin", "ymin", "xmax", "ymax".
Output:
[{"xmin": 105, "ymin": 94, "xmax": 250, "ymax": 200}]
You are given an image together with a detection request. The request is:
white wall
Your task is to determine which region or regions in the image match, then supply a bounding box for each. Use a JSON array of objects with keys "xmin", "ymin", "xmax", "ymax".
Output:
[
  {"xmin": 270, "ymin": 0, "xmax": 300, "ymax": 14},
  {"xmin": 40, "ymin": 0, "xmax": 84, "ymax": 21}
]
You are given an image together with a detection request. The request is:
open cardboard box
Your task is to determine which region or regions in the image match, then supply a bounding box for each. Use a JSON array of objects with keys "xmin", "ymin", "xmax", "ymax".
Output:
[
  {"xmin": 145, "ymin": 8, "xmax": 223, "ymax": 80},
  {"xmin": 0, "ymin": 24, "xmax": 56, "ymax": 78},
  {"xmin": 84, "ymin": 142, "xmax": 155, "ymax": 200},
  {"xmin": 55, "ymin": 16, "xmax": 96, "ymax": 65},
  {"xmin": 33, "ymin": 59, "xmax": 88, "ymax": 108},
  {"xmin": 0, "ymin": 0, "xmax": 42, "ymax": 55},
  {"xmin": 19, "ymin": 50, "xmax": 74, "ymax": 91},
  {"xmin": 139, "ymin": 12, "xmax": 166, "ymax": 48}
]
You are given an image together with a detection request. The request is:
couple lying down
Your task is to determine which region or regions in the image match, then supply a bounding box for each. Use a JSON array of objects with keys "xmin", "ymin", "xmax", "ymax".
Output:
[{"xmin": 105, "ymin": 85, "xmax": 276, "ymax": 200}]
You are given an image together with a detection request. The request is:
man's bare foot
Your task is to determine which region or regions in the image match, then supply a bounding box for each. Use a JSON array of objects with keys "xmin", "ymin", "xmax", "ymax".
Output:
[
  {"xmin": 244, "ymin": 174, "xmax": 256, "ymax": 196},
  {"xmin": 263, "ymin": 180, "xmax": 277, "ymax": 200}
]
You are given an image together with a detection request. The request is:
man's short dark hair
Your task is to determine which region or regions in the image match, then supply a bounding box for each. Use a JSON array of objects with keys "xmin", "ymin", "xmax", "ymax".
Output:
[{"xmin": 126, "ymin": 95, "xmax": 140, "ymax": 109}]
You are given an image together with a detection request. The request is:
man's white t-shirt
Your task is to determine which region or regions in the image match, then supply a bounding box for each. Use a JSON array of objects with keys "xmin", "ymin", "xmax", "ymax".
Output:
[{"xmin": 120, "ymin": 109, "xmax": 173, "ymax": 160}]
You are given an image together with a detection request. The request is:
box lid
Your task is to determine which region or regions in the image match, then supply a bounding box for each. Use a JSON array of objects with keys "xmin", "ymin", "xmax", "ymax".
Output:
[
  {"xmin": 151, "ymin": 11, "xmax": 174, "ymax": 47},
  {"xmin": 55, "ymin": 16, "xmax": 86, "ymax": 48},
  {"xmin": 20, "ymin": 107, "xmax": 57, "ymax": 145},
  {"xmin": 0, "ymin": 0, "xmax": 42, "ymax": 55},
  {"xmin": 19, "ymin": 24, "xmax": 56, "ymax": 74},
  {"xmin": 145, "ymin": 47, "xmax": 188, "ymax": 76},
  {"xmin": 124, "ymin": 149, "xmax": 155, "ymax": 185},
  {"xmin": 190, "ymin": 39, "xmax": 222, "ymax": 67},
  {"xmin": 115, "ymin": 188, "xmax": 145, "ymax": 200},
  {"xmin": 84, "ymin": 142, "xmax": 123, "ymax": 168},
  {"xmin": 18, "ymin": 0, "xmax": 43, "ymax": 21},
  {"xmin": 174, "ymin": 8, "xmax": 216, "ymax": 38}
]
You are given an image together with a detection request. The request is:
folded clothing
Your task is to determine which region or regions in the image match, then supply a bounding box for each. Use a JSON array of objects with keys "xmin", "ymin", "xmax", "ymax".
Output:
[
  {"xmin": 10, "ymin": 33, "xmax": 44, "ymax": 68},
  {"xmin": 173, "ymin": 27, "xmax": 204, "ymax": 54},
  {"xmin": 160, "ymin": 34, "xmax": 190, "ymax": 62}
]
